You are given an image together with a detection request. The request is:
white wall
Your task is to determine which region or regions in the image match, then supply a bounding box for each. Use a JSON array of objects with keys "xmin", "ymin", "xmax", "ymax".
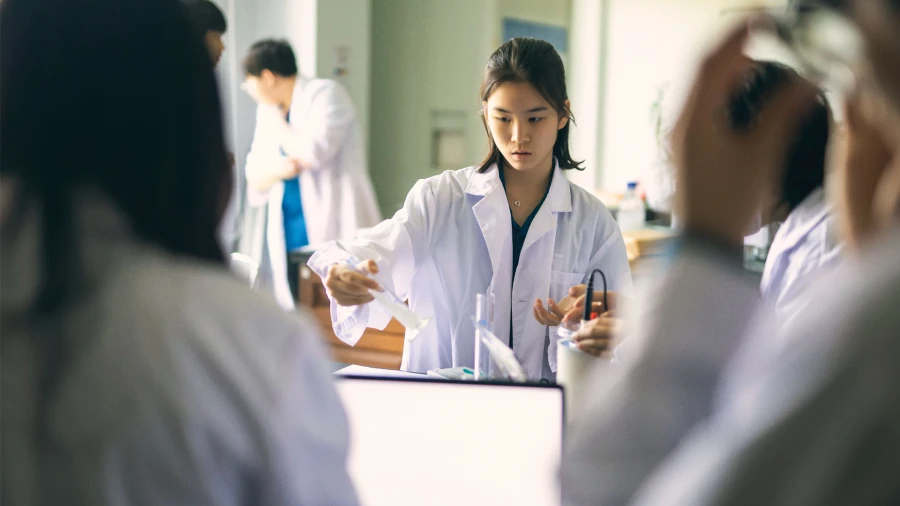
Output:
[
  {"xmin": 572, "ymin": 0, "xmax": 787, "ymax": 193},
  {"xmin": 368, "ymin": 0, "xmax": 496, "ymax": 214},
  {"xmin": 567, "ymin": 0, "xmax": 607, "ymax": 191},
  {"xmin": 316, "ymin": 0, "xmax": 372, "ymax": 153}
]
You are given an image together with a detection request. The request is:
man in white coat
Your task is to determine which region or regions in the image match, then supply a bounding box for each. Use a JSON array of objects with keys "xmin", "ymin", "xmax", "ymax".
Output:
[{"xmin": 242, "ymin": 39, "xmax": 381, "ymax": 310}]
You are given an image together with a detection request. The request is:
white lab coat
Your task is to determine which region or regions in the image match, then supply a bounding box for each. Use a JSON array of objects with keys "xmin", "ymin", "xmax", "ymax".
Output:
[
  {"xmin": 760, "ymin": 188, "xmax": 842, "ymax": 327},
  {"xmin": 631, "ymin": 227, "xmax": 900, "ymax": 505},
  {"xmin": 245, "ymin": 77, "xmax": 381, "ymax": 310},
  {"xmin": 308, "ymin": 163, "xmax": 633, "ymax": 380},
  {"xmin": 1, "ymin": 191, "xmax": 358, "ymax": 506},
  {"xmin": 563, "ymin": 226, "xmax": 900, "ymax": 506}
]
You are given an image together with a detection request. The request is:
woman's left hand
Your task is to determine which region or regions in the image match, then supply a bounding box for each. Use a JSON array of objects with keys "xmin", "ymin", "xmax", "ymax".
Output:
[{"xmin": 534, "ymin": 297, "xmax": 569, "ymax": 326}]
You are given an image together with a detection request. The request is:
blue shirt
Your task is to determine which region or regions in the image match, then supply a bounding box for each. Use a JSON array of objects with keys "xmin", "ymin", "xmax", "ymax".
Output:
[
  {"xmin": 282, "ymin": 176, "xmax": 308, "ymax": 251},
  {"xmin": 498, "ymin": 166, "xmax": 551, "ymax": 348},
  {"xmin": 280, "ymin": 113, "xmax": 308, "ymax": 251}
]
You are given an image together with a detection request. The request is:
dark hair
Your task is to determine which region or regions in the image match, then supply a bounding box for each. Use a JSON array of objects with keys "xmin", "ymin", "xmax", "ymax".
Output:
[
  {"xmin": 1, "ymin": 0, "xmax": 231, "ymax": 445},
  {"xmin": 242, "ymin": 39, "xmax": 299, "ymax": 77},
  {"xmin": 729, "ymin": 60, "xmax": 831, "ymax": 213},
  {"xmin": 477, "ymin": 37, "xmax": 582, "ymax": 173},
  {"xmin": 2, "ymin": 0, "xmax": 230, "ymax": 307},
  {"xmin": 184, "ymin": 0, "xmax": 226, "ymax": 34}
]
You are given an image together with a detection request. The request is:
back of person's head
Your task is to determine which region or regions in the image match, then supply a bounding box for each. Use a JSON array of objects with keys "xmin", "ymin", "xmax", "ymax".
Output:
[
  {"xmin": 477, "ymin": 37, "xmax": 582, "ymax": 172},
  {"xmin": 184, "ymin": 0, "xmax": 227, "ymax": 64},
  {"xmin": 1, "ymin": 0, "xmax": 231, "ymax": 312},
  {"xmin": 730, "ymin": 60, "xmax": 831, "ymax": 214},
  {"xmin": 242, "ymin": 39, "xmax": 298, "ymax": 77},
  {"xmin": 184, "ymin": 0, "xmax": 226, "ymax": 34}
]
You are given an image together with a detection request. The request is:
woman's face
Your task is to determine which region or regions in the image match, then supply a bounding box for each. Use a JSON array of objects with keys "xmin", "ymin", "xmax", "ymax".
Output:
[{"xmin": 483, "ymin": 81, "xmax": 569, "ymax": 175}]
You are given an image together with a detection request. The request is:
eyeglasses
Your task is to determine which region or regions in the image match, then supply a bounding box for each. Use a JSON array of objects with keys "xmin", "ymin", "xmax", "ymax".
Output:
[{"xmin": 757, "ymin": 2, "xmax": 866, "ymax": 92}]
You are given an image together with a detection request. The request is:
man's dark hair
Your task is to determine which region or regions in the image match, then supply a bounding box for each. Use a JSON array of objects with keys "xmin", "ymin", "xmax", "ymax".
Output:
[
  {"xmin": 242, "ymin": 39, "xmax": 298, "ymax": 77},
  {"xmin": 184, "ymin": 0, "xmax": 226, "ymax": 34},
  {"xmin": 729, "ymin": 60, "xmax": 831, "ymax": 213}
]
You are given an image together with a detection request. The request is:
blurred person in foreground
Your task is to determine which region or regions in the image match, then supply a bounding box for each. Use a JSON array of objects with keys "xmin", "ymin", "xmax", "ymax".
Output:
[
  {"xmin": 563, "ymin": 1, "xmax": 900, "ymax": 504},
  {"xmin": 0, "ymin": 0, "xmax": 357, "ymax": 505}
]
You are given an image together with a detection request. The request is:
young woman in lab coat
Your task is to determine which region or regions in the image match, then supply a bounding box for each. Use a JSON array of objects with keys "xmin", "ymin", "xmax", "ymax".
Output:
[
  {"xmin": 751, "ymin": 63, "xmax": 842, "ymax": 327},
  {"xmin": 1, "ymin": 1, "xmax": 356, "ymax": 503},
  {"xmin": 242, "ymin": 39, "xmax": 382, "ymax": 310},
  {"xmin": 309, "ymin": 37, "xmax": 632, "ymax": 380}
]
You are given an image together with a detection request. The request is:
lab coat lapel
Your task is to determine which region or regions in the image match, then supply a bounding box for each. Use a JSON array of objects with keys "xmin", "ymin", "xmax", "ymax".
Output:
[
  {"xmin": 761, "ymin": 189, "xmax": 830, "ymax": 297},
  {"xmin": 467, "ymin": 165, "xmax": 512, "ymax": 345},
  {"xmin": 522, "ymin": 166, "xmax": 572, "ymax": 252},
  {"xmin": 468, "ymin": 164, "xmax": 510, "ymax": 282}
]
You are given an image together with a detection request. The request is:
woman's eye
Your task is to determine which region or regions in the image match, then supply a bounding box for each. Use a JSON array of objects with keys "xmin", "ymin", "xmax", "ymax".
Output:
[
  {"xmin": 529, "ymin": 117, "xmax": 544, "ymax": 123},
  {"xmin": 494, "ymin": 117, "xmax": 511, "ymax": 123}
]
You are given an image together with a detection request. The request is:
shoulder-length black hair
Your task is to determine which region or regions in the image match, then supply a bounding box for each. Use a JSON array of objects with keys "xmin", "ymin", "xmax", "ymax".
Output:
[{"xmin": 477, "ymin": 37, "xmax": 583, "ymax": 173}]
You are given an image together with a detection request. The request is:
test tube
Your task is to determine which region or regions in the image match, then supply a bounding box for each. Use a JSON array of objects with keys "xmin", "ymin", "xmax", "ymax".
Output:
[
  {"xmin": 333, "ymin": 241, "xmax": 431, "ymax": 340},
  {"xmin": 474, "ymin": 292, "xmax": 494, "ymax": 380}
]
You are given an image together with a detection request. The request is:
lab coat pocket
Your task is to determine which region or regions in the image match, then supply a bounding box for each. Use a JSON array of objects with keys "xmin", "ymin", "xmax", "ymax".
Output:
[{"xmin": 549, "ymin": 271, "xmax": 585, "ymax": 301}]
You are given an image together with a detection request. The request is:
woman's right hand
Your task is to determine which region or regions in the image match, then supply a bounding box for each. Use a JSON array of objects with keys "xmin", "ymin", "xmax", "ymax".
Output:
[
  {"xmin": 570, "ymin": 313, "xmax": 623, "ymax": 357},
  {"xmin": 324, "ymin": 260, "xmax": 382, "ymax": 306}
]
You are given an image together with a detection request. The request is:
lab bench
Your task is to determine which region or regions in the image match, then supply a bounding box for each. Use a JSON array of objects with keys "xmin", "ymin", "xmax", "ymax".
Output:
[{"xmin": 622, "ymin": 226, "xmax": 680, "ymax": 280}]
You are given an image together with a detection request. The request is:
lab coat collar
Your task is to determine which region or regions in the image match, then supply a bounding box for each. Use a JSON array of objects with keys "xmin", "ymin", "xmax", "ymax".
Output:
[
  {"xmin": 470, "ymin": 165, "xmax": 509, "ymax": 290},
  {"xmin": 288, "ymin": 76, "xmax": 311, "ymax": 121},
  {"xmin": 546, "ymin": 162, "xmax": 573, "ymax": 213},
  {"xmin": 522, "ymin": 164, "xmax": 571, "ymax": 251},
  {"xmin": 465, "ymin": 159, "xmax": 573, "ymax": 213},
  {"xmin": 774, "ymin": 188, "xmax": 831, "ymax": 253},
  {"xmin": 465, "ymin": 163, "xmax": 501, "ymax": 197}
]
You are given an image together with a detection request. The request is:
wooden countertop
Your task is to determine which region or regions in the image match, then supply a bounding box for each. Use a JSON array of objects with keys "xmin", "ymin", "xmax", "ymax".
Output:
[{"xmin": 622, "ymin": 227, "xmax": 678, "ymax": 262}]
